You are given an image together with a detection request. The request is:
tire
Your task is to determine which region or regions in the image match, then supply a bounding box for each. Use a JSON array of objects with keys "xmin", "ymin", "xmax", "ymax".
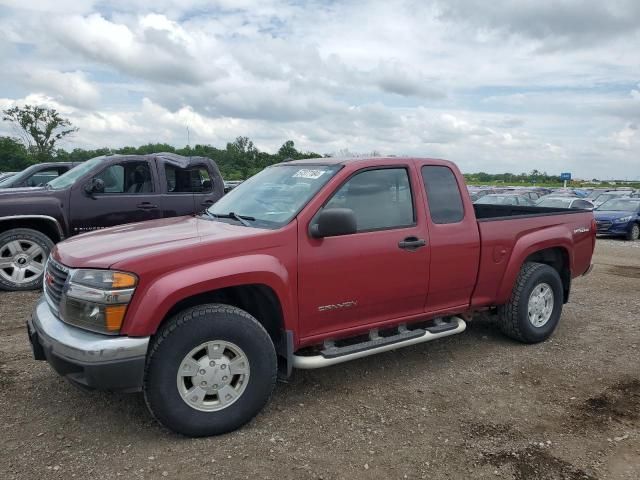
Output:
[
  {"xmin": 143, "ymin": 304, "xmax": 277, "ymax": 437},
  {"xmin": 626, "ymin": 223, "xmax": 640, "ymax": 241},
  {"xmin": 0, "ymin": 228, "xmax": 54, "ymax": 291},
  {"xmin": 497, "ymin": 262, "xmax": 563, "ymax": 344}
]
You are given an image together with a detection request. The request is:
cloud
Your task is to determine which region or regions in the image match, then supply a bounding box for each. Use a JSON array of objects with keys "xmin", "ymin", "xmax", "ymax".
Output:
[
  {"xmin": 436, "ymin": 0, "xmax": 640, "ymax": 50},
  {"xmin": 0, "ymin": 1, "xmax": 638, "ymax": 179},
  {"xmin": 48, "ymin": 13, "xmax": 218, "ymax": 85},
  {"xmin": 24, "ymin": 70, "xmax": 100, "ymax": 108}
]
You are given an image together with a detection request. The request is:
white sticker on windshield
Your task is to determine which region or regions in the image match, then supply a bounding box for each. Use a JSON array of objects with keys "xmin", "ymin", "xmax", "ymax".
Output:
[{"xmin": 292, "ymin": 169, "xmax": 327, "ymax": 179}]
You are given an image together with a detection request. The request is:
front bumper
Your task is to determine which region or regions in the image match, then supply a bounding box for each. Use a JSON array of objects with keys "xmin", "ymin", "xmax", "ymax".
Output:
[
  {"xmin": 28, "ymin": 296, "xmax": 150, "ymax": 392},
  {"xmin": 595, "ymin": 220, "xmax": 632, "ymax": 236}
]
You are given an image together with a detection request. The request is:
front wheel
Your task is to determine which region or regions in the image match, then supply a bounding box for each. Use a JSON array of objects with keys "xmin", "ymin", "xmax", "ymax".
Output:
[
  {"xmin": 626, "ymin": 223, "xmax": 640, "ymax": 241},
  {"xmin": 497, "ymin": 262, "xmax": 563, "ymax": 343},
  {"xmin": 143, "ymin": 304, "xmax": 277, "ymax": 437},
  {"xmin": 0, "ymin": 228, "xmax": 53, "ymax": 291}
]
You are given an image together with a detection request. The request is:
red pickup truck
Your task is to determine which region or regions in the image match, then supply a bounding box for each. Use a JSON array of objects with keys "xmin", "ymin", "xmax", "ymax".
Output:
[{"xmin": 28, "ymin": 157, "xmax": 595, "ymax": 437}]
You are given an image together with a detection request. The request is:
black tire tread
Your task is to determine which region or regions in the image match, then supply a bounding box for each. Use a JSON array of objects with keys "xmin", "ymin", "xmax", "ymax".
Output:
[
  {"xmin": 497, "ymin": 262, "xmax": 550, "ymax": 342},
  {"xmin": 143, "ymin": 303, "xmax": 277, "ymax": 436}
]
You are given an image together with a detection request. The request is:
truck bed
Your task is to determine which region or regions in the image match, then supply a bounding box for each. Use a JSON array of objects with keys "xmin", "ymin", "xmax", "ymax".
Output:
[
  {"xmin": 471, "ymin": 205, "xmax": 595, "ymax": 310},
  {"xmin": 474, "ymin": 204, "xmax": 590, "ymax": 221}
]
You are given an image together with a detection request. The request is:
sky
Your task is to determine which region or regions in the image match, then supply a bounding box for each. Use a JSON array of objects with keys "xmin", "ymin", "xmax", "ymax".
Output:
[{"xmin": 0, "ymin": 0, "xmax": 638, "ymax": 179}]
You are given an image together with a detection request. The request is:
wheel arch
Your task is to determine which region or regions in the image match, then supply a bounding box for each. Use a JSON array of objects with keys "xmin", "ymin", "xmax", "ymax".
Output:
[
  {"xmin": 159, "ymin": 283, "xmax": 286, "ymax": 352},
  {"xmin": 122, "ymin": 254, "xmax": 297, "ymax": 371},
  {"xmin": 497, "ymin": 229, "xmax": 573, "ymax": 305},
  {"xmin": 523, "ymin": 247, "xmax": 571, "ymax": 302},
  {"xmin": 0, "ymin": 216, "xmax": 63, "ymax": 243}
]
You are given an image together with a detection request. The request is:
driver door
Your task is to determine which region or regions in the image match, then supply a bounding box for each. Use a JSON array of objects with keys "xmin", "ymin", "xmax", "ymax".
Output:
[
  {"xmin": 69, "ymin": 159, "xmax": 161, "ymax": 234},
  {"xmin": 297, "ymin": 166, "xmax": 430, "ymax": 339}
]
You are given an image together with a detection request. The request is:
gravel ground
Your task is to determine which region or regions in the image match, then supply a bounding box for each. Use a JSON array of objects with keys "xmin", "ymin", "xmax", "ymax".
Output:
[{"xmin": 1, "ymin": 238, "xmax": 639, "ymax": 479}]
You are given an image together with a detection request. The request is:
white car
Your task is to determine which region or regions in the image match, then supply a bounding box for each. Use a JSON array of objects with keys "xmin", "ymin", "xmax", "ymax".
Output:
[{"xmin": 536, "ymin": 196, "xmax": 595, "ymax": 210}]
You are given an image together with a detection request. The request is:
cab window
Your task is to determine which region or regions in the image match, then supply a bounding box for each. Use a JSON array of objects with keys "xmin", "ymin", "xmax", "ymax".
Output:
[
  {"xmin": 26, "ymin": 168, "xmax": 65, "ymax": 187},
  {"xmin": 421, "ymin": 166, "xmax": 464, "ymax": 224},
  {"xmin": 323, "ymin": 168, "xmax": 415, "ymax": 232},
  {"xmin": 94, "ymin": 162, "xmax": 154, "ymax": 194},
  {"xmin": 165, "ymin": 165, "xmax": 213, "ymax": 193}
]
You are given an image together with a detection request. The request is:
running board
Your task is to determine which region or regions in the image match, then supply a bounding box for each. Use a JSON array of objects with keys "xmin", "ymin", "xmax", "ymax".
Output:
[{"xmin": 292, "ymin": 317, "xmax": 467, "ymax": 369}]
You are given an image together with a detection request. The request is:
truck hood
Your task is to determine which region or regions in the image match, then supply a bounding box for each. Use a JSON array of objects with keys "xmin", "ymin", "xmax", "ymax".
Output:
[
  {"xmin": 54, "ymin": 215, "xmax": 263, "ymax": 269},
  {"xmin": 594, "ymin": 210, "xmax": 636, "ymax": 221}
]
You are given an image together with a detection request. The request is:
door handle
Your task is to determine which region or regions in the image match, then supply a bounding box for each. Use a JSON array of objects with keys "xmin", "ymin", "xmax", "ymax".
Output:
[
  {"xmin": 398, "ymin": 236, "xmax": 427, "ymax": 250},
  {"xmin": 136, "ymin": 202, "xmax": 158, "ymax": 210},
  {"xmin": 201, "ymin": 199, "xmax": 214, "ymax": 207}
]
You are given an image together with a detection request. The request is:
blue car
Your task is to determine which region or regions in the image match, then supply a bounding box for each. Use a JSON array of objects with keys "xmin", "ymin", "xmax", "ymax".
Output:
[{"xmin": 594, "ymin": 198, "xmax": 640, "ymax": 240}]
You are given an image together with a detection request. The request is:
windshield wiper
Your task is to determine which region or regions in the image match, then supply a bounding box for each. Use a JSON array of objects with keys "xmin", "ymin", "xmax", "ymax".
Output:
[{"xmin": 210, "ymin": 212, "xmax": 255, "ymax": 227}]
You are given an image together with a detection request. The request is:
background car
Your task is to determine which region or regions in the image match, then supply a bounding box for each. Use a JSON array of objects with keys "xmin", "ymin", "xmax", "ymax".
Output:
[
  {"xmin": 586, "ymin": 190, "xmax": 632, "ymax": 208},
  {"xmin": 0, "ymin": 172, "xmax": 16, "ymax": 182},
  {"xmin": 536, "ymin": 196, "xmax": 594, "ymax": 210},
  {"xmin": 474, "ymin": 193, "xmax": 535, "ymax": 206},
  {"xmin": 223, "ymin": 180, "xmax": 244, "ymax": 193},
  {"xmin": 0, "ymin": 162, "xmax": 78, "ymax": 188},
  {"xmin": 468, "ymin": 188, "xmax": 499, "ymax": 202},
  {"xmin": 594, "ymin": 198, "xmax": 640, "ymax": 240}
]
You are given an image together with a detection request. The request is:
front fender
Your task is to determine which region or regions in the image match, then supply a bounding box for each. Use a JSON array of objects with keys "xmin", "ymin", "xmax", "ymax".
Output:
[
  {"xmin": 122, "ymin": 254, "xmax": 295, "ymax": 337},
  {"xmin": 495, "ymin": 226, "xmax": 573, "ymax": 305}
]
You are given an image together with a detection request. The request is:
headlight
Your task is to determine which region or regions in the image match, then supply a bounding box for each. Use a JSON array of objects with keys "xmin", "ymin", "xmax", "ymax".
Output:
[
  {"xmin": 614, "ymin": 216, "xmax": 633, "ymax": 223},
  {"xmin": 60, "ymin": 269, "xmax": 138, "ymax": 335},
  {"xmin": 71, "ymin": 269, "xmax": 137, "ymax": 290}
]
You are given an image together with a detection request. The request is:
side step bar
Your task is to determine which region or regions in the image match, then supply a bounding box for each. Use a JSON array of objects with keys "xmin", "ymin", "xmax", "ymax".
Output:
[{"xmin": 292, "ymin": 317, "xmax": 466, "ymax": 369}]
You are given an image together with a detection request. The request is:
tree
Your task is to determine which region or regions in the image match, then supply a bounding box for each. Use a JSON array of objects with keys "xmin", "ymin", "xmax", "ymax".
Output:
[
  {"xmin": 0, "ymin": 136, "xmax": 31, "ymax": 171},
  {"xmin": 2, "ymin": 105, "xmax": 78, "ymax": 161},
  {"xmin": 225, "ymin": 136, "xmax": 258, "ymax": 178},
  {"xmin": 277, "ymin": 140, "xmax": 299, "ymax": 159}
]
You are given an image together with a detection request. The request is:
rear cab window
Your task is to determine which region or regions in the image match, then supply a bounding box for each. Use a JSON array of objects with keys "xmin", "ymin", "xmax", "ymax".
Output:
[
  {"xmin": 165, "ymin": 164, "xmax": 213, "ymax": 193},
  {"xmin": 421, "ymin": 166, "xmax": 464, "ymax": 224}
]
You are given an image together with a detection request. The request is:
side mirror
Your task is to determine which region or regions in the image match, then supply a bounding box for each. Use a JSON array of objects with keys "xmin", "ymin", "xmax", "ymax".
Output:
[
  {"xmin": 84, "ymin": 178, "xmax": 105, "ymax": 196},
  {"xmin": 310, "ymin": 208, "xmax": 357, "ymax": 238}
]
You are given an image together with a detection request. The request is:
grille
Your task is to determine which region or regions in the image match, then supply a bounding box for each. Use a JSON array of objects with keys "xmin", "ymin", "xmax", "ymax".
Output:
[
  {"xmin": 44, "ymin": 258, "xmax": 69, "ymax": 311},
  {"xmin": 596, "ymin": 220, "xmax": 612, "ymax": 232}
]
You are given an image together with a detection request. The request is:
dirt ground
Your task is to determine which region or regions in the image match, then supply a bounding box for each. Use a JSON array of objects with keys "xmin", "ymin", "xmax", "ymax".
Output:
[{"xmin": 1, "ymin": 238, "xmax": 639, "ymax": 479}]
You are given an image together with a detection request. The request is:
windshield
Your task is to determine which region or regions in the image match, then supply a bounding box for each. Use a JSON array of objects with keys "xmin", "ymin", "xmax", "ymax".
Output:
[
  {"xmin": 595, "ymin": 193, "xmax": 624, "ymax": 203},
  {"xmin": 208, "ymin": 164, "xmax": 340, "ymax": 228},
  {"xmin": 0, "ymin": 164, "xmax": 40, "ymax": 187},
  {"xmin": 47, "ymin": 157, "xmax": 103, "ymax": 190},
  {"xmin": 537, "ymin": 198, "xmax": 572, "ymax": 208},
  {"xmin": 597, "ymin": 199, "xmax": 640, "ymax": 212}
]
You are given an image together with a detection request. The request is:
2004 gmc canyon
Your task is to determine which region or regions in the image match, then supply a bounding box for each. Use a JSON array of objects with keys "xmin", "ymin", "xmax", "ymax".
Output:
[{"xmin": 28, "ymin": 157, "xmax": 595, "ymax": 437}]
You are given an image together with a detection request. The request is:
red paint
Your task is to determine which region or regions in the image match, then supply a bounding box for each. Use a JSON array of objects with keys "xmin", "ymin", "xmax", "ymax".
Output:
[{"xmin": 53, "ymin": 157, "xmax": 595, "ymax": 349}]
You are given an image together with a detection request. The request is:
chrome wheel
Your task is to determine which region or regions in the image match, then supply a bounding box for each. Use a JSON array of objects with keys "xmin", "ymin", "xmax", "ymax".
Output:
[
  {"xmin": 177, "ymin": 340, "xmax": 250, "ymax": 412},
  {"xmin": 527, "ymin": 282, "xmax": 554, "ymax": 327},
  {"xmin": 0, "ymin": 239, "xmax": 46, "ymax": 285}
]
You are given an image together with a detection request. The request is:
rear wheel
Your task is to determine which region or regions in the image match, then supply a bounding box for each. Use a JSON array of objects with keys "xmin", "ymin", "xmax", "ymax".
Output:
[
  {"xmin": 0, "ymin": 228, "xmax": 53, "ymax": 291},
  {"xmin": 497, "ymin": 262, "xmax": 563, "ymax": 343},
  {"xmin": 144, "ymin": 304, "xmax": 277, "ymax": 437},
  {"xmin": 626, "ymin": 223, "xmax": 640, "ymax": 241}
]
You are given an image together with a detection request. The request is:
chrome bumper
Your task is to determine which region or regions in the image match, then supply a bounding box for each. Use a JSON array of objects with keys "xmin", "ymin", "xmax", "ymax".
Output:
[{"xmin": 28, "ymin": 296, "xmax": 150, "ymax": 391}]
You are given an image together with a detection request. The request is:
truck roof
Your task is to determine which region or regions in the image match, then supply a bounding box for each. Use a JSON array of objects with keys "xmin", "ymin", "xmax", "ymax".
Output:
[{"xmin": 284, "ymin": 156, "xmax": 449, "ymax": 166}]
